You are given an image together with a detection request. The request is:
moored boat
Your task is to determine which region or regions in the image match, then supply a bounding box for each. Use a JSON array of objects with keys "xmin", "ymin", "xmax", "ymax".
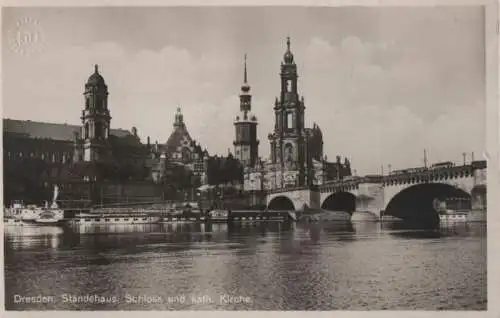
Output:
[
  {"xmin": 4, "ymin": 185, "xmax": 65, "ymax": 226},
  {"xmin": 439, "ymin": 211, "xmax": 468, "ymax": 222},
  {"xmin": 68, "ymin": 213, "xmax": 162, "ymax": 225},
  {"xmin": 35, "ymin": 210, "xmax": 65, "ymax": 225},
  {"xmin": 207, "ymin": 209, "xmax": 230, "ymax": 223}
]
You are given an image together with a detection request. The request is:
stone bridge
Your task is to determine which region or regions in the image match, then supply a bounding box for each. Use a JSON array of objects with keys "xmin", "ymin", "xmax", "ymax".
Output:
[{"xmin": 266, "ymin": 160, "xmax": 487, "ymax": 220}]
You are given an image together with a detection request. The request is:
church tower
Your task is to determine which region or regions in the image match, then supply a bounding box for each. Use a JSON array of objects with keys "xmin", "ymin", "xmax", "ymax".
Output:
[
  {"xmin": 268, "ymin": 37, "xmax": 308, "ymax": 186},
  {"xmin": 81, "ymin": 64, "xmax": 111, "ymax": 162},
  {"xmin": 233, "ymin": 54, "xmax": 259, "ymax": 167}
]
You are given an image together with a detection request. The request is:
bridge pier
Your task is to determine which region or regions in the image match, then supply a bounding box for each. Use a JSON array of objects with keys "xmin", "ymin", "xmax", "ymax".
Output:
[
  {"xmin": 350, "ymin": 181, "xmax": 385, "ymax": 221},
  {"xmin": 266, "ymin": 161, "xmax": 487, "ymax": 222}
]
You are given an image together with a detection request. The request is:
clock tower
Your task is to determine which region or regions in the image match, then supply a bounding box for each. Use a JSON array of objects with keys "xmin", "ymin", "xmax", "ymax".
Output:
[{"xmin": 233, "ymin": 54, "xmax": 259, "ymax": 167}]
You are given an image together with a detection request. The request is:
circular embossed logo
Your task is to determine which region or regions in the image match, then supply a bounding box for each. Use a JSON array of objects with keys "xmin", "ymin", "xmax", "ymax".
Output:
[{"xmin": 8, "ymin": 17, "xmax": 44, "ymax": 56}]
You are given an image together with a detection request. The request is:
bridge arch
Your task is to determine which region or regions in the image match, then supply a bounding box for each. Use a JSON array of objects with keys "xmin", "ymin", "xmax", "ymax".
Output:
[
  {"xmin": 268, "ymin": 196, "xmax": 295, "ymax": 210},
  {"xmin": 384, "ymin": 183, "xmax": 471, "ymax": 225},
  {"xmin": 321, "ymin": 191, "xmax": 356, "ymax": 213}
]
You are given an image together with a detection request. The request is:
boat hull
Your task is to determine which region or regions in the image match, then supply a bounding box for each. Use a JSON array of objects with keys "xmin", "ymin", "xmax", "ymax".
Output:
[
  {"xmin": 68, "ymin": 215, "xmax": 162, "ymax": 226},
  {"xmin": 440, "ymin": 210, "xmax": 486, "ymax": 223},
  {"xmin": 3, "ymin": 218, "xmax": 65, "ymax": 226}
]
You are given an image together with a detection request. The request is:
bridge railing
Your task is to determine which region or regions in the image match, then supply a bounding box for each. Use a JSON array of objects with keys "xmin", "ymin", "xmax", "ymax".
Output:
[{"xmin": 267, "ymin": 186, "xmax": 310, "ymax": 194}]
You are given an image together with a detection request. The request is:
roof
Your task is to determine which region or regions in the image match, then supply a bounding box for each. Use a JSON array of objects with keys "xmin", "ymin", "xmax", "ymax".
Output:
[
  {"xmin": 3, "ymin": 118, "xmax": 131, "ymax": 141},
  {"xmin": 164, "ymin": 124, "xmax": 193, "ymax": 153},
  {"xmin": 86, "ymin": 64, "xmax": 106, "ymax": 87}
]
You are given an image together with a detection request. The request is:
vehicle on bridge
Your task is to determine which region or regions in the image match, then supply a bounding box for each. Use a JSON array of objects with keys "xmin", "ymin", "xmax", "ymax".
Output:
[
  {"xmin": 430, "ymin": 161, "xmax": 455, "ymax": 169},
  {"xmin": 389, "ymin": 167, "xmax": 428, "ymax": 175}
]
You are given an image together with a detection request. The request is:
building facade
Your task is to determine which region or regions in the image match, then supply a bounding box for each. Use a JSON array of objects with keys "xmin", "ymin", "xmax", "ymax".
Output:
[
  {"xmin": 243, "ymin": 37, "xmax": 352, "ymax": 192},
  {"xmin": 4, "ymin": 65, "xmax": 189, "ymax": 206},
  {"xmin": 149, "ymin": 107, "xmax": 208, "ymax": 185}
]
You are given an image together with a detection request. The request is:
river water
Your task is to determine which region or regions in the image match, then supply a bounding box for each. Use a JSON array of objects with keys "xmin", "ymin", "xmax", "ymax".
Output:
[{"xmin": 4, "ymin": 221, "xmax": 486, "ymax": 311}]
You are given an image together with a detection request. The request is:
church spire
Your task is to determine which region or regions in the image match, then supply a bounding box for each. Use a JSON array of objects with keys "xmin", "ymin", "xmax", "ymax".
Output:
[
  {"xmin": 241, "ymin": 54, "xmax": 251, "ymax": 94},
  {"xmin": 244, "ymin": 54, "xmax": 248, "ymax": 84},
  {"xmin": 283, "ymin": 36, "xmax": 294, "ymax": 64},
  {"xmin": 234, "ymin": 53, "xmax": 259, "ymax": 168}
]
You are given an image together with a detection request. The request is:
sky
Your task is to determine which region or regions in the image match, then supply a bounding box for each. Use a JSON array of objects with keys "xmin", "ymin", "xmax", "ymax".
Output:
[{"xmin": 2, "ymin": 7, "xmax": 486, "ymax": 175}]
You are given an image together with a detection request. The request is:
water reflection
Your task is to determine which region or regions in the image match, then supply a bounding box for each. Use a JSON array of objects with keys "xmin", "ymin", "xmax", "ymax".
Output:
[
  {"xmin": 70, "ymin": 223, "xmax": 164, "ymax": 234},
  {"xmin": 382, "ymin": 220, "xmax": 487, "ymax": 239},
  {"xmin": 4, "ymin": 225, "xmax": 64, "ymax": 250},
  {"xmin": 4, "ymin": 220, "xmax": 487, "ymax": 310}
]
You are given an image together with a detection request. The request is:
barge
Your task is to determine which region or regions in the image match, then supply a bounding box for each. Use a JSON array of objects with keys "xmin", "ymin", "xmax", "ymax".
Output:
[{"xmin": 67, "ymin": 212, "xmax": 162, "ymax": 225}]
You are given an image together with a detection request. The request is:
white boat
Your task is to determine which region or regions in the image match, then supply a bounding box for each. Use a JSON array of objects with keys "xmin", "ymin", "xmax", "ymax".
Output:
[
  {"xmin": 4, "ymin": 185, "xmax": 65, "ymax": 226},
  {"xmin": 35, "ymin": 210, "xmax": 65, "ymax": 225},
  {"xmin": 439, "ymin": 212, "xmax": 468, "ymax": 222},
  {"xmin": 439, "ymin": 209, "xmax": 486, "ymax": 223},
  {"xmin": 68, "ymin": 213, "xmax": 161, "ymax": 225},
  {"xmin": 207, "ymin": 209, "xmax": 230, "ymax": 223}
]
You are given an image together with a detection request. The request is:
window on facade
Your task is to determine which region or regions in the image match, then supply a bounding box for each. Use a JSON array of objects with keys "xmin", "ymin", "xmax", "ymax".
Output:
[
  {"xmin": 95, "ymin": 122, "xmax": 104, "ymax": 139},
  {"xmin": 285, "ymin": 143, "xmax": 294, "ymax": 162},
  {"xmin": 84, "ymin": 123, "xmax": 89, "ymax": 139},
  {"xmin": 182, "ymin": 148, "xmax": 190, "ymax": 162},
  {"xmin": 242, "ymin": 127, "xmax": 248, "ymax": 140},
  {"xmin": 286, "ymin": 80, "xmax": 292, "ymax": 92},
  {"xmin": 85, "ymin": 98, "xmax": 90, "ymax": 109},
  {"xmin": 286, "ymin": 112, "xmax": 293, "ymax": 129}
]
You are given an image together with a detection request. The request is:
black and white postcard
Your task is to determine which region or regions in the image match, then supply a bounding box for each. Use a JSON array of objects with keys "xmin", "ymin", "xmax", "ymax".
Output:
[{"xmin": 1, "ymin": 1, "xmax": 497, "ymax": 316}]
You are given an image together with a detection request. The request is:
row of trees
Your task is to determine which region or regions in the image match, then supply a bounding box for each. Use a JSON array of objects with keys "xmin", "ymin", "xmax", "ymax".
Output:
[{"xmin": 205, "ymin": 155, "xmax": 244, "ymax": 185}]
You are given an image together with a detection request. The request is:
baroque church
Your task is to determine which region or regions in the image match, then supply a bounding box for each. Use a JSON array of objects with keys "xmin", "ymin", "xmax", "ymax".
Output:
[{"xmin": 238, "ymin": 37, "xmax": 352, "ymax": 192}]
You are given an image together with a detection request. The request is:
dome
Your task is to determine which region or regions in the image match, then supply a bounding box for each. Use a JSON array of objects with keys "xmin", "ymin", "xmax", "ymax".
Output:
[
  {"xmin": 241, "ymin": 82, "xmax": 251, "ymax": 92},
  {"xmin": 283, "ymin": 36, "xmax": 294, "ymax": 64},
  {"xmin": 284, "ymin": 51, "xmax": 294, "ymax": 64},
  {"xmin": 87, "ymin": 64, "xmax": 106, "ymax": 86}
]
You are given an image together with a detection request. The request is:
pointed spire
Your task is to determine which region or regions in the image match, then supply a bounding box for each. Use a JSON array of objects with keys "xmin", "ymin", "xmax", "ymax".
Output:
[
  {"xmin": 243, "ymin": 54, "xmax": 248, "ymax": 84},
  {"xmin": 94, "ymin": 64, "xmax": 99, "ymax": 74},
  {"xmin": 240, "ymin": 54, "xmax": 251, "ymax": 93},
  {"xmin": 286, "ymin": 36, "xmax": 291, "ymax": 51}
]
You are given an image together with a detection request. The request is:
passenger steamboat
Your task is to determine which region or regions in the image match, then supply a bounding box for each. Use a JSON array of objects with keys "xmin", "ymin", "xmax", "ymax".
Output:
[
  {"xmin": 433, "ymin": 198, "xmax": 486, "ymax": 223},
  {"xmin": 3, "ymin": 186, "xmax": 65, "ymax": 226}
]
